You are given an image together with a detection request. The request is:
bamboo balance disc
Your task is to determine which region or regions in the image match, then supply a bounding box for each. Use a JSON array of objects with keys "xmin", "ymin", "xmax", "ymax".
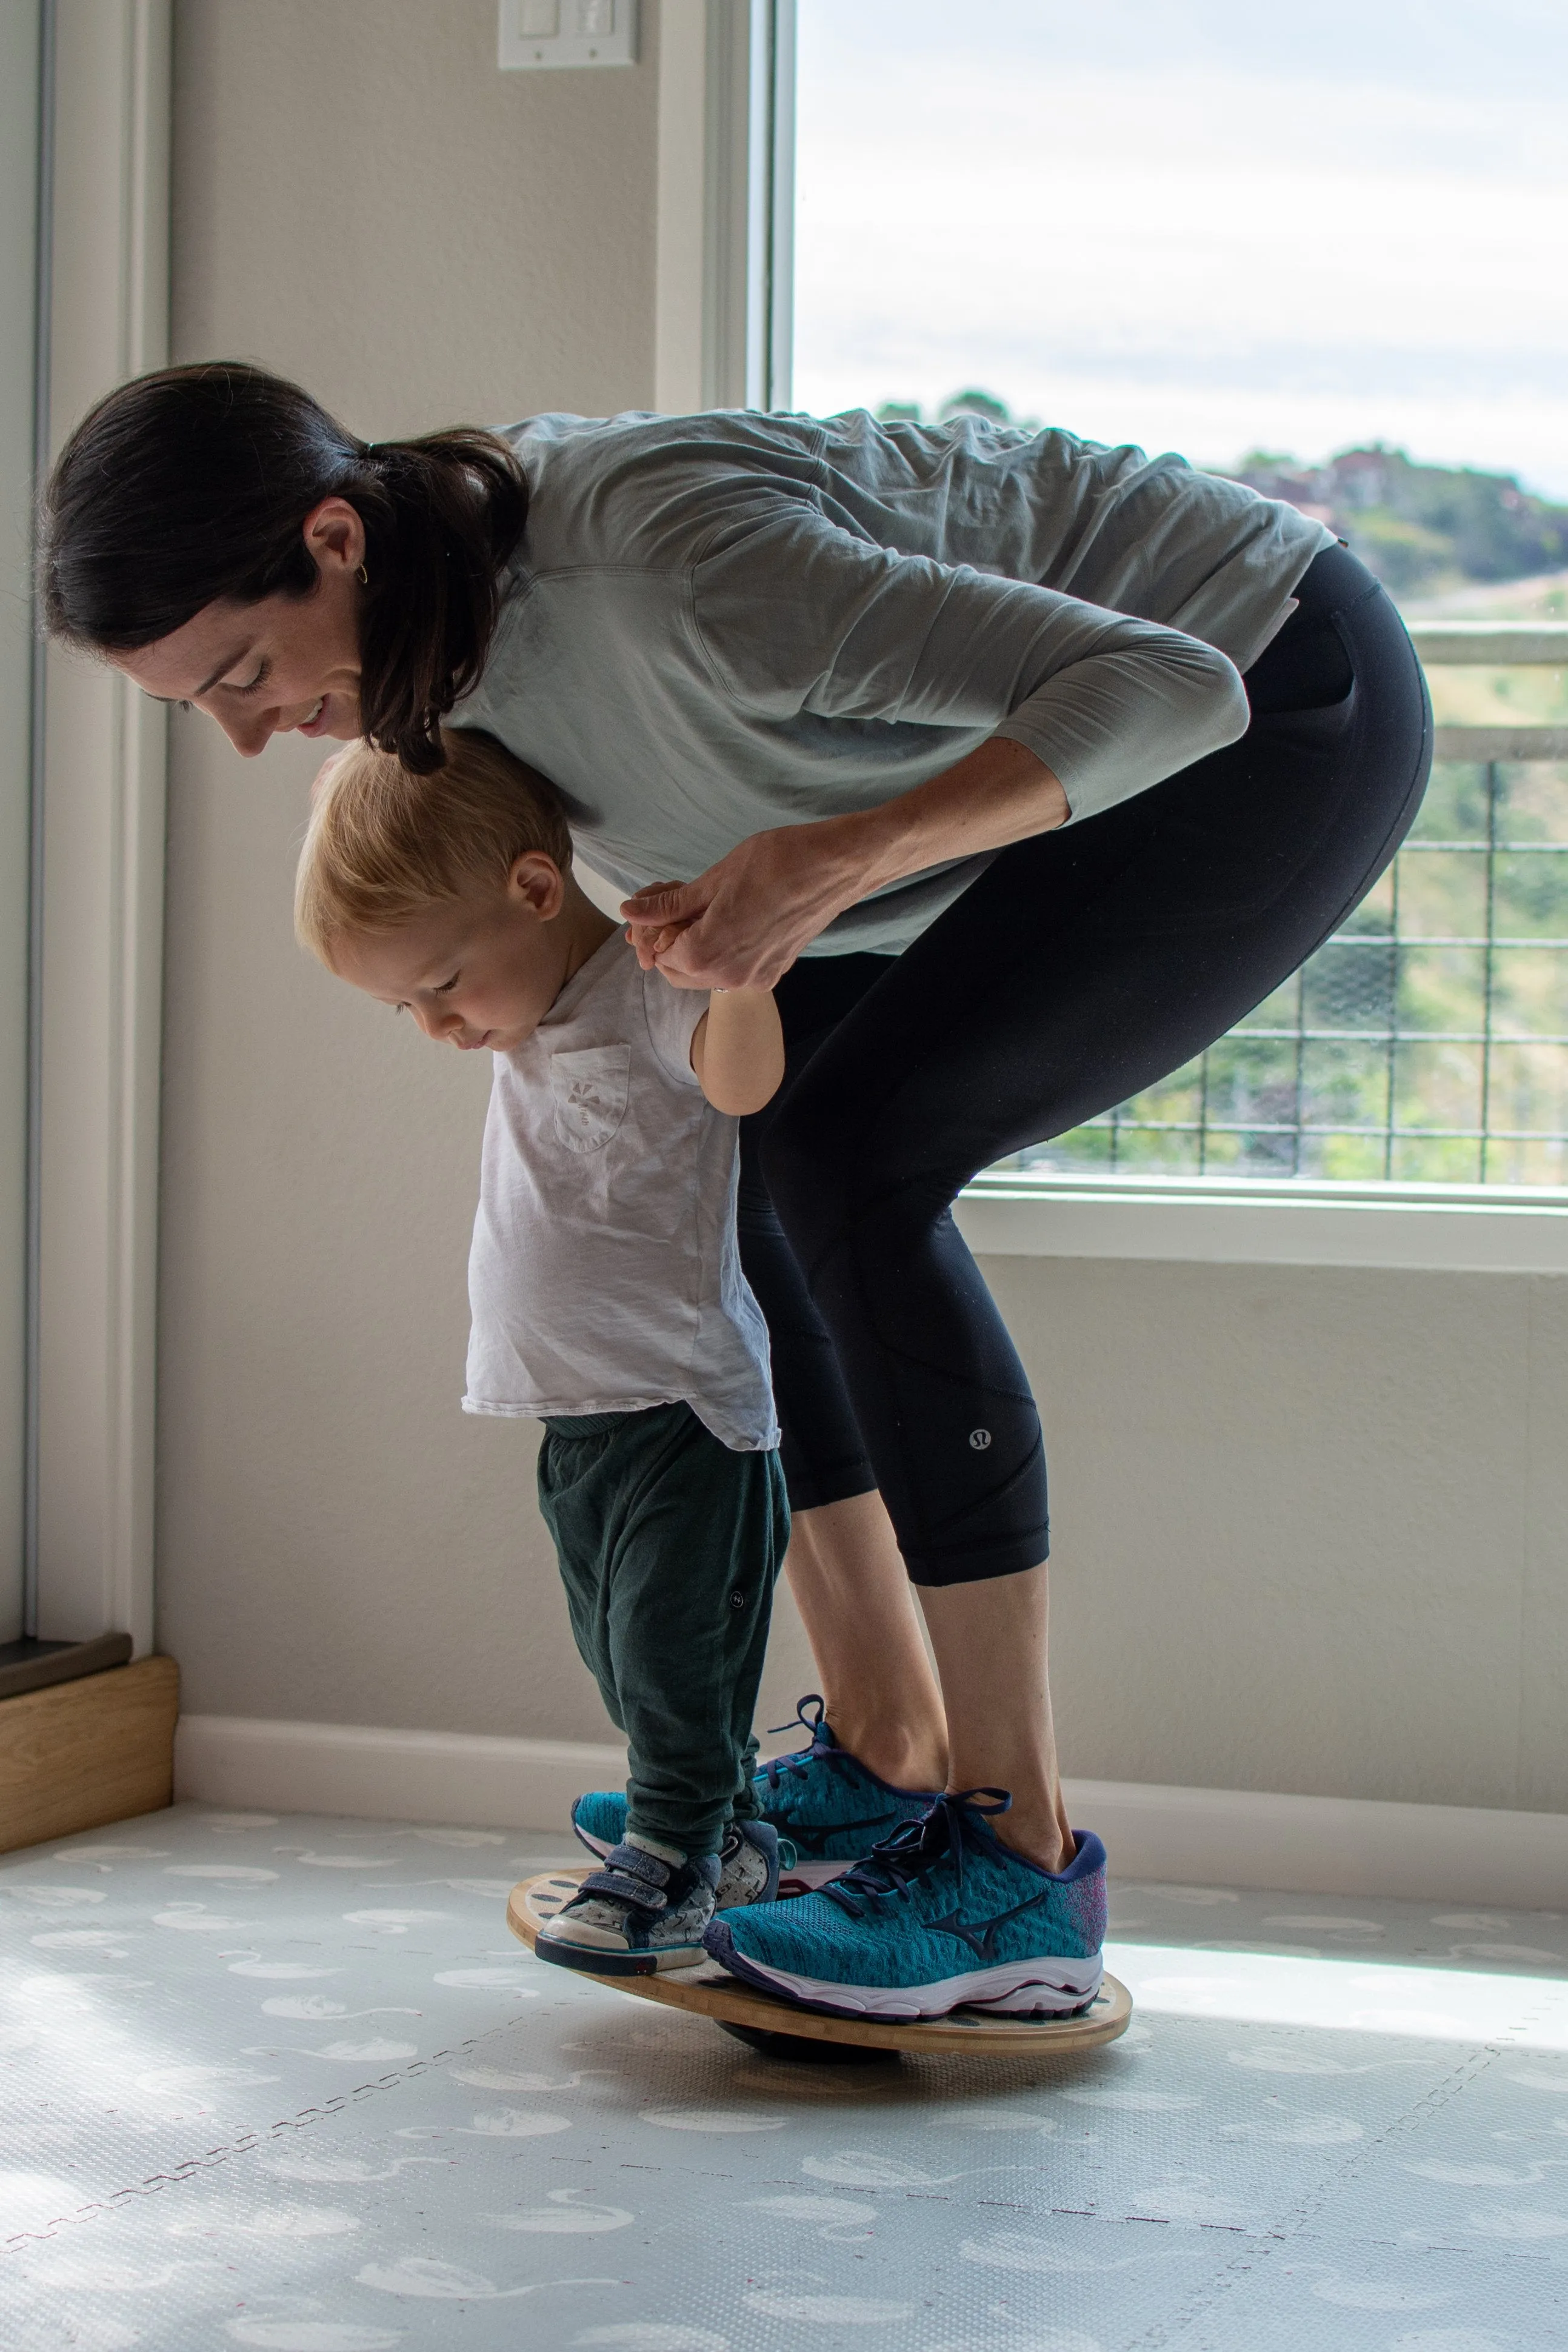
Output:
[{"xmin": 507, "ymin": 1869, "xmax": 1132, "ymax": 2060}]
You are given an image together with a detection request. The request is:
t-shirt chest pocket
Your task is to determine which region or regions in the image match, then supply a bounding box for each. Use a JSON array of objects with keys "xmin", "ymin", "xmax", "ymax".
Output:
[{"xmin": 549, "ymin": 1045, "xmax": 632, "ymax": 1154}]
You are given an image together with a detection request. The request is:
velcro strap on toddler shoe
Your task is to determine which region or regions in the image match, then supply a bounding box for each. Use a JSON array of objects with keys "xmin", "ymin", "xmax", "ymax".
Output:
[{"xmin": 581, "ymin": 1840, "xmax": 673, "ymax": 1914}]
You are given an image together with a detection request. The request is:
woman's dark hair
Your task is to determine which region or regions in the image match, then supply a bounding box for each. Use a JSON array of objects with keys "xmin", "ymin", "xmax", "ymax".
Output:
[{"xmin": 41, "ymin": 361, "xmax": 527, "ymax": 773}]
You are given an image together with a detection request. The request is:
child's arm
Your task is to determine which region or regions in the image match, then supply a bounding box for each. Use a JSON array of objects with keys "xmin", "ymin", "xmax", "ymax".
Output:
[{"xmin": 689, "ymin": 987, "xmax": 785, "ymax": 1116}]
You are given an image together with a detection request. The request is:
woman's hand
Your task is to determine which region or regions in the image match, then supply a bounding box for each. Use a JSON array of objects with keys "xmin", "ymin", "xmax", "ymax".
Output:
[
  {"xmin": 623, "ymin": 819, "xmax": 871, "ymax": 991},
  {"xmin": 622, "ymin": 736, "xmax": 1070, "ymax": 989}
]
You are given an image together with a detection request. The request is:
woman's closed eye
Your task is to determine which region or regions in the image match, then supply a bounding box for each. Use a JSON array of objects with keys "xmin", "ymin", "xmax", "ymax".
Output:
[{"xmin": 162, "ymin": 660, "xmax": 267, "ymax": 713}]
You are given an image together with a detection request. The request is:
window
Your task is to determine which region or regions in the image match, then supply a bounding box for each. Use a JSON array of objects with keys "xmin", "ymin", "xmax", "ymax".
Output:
[{"xmin": 788, "ymin": 0, "xmax": 1568, "ymax": 1192}]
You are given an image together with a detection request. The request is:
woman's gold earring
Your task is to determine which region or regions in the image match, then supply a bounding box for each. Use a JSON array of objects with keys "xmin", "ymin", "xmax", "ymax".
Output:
[{"xmin": 356, "ymin": 561, "xmax": 369, "ymax": 586}]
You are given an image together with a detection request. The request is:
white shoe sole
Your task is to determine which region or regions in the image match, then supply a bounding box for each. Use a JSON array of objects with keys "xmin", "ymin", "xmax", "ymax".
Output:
[
  {"xmin": 718, "ymin": 1945, "xmax": 1104, "ymax": 2021},
  {"xmin": 535, "ymin": 1922, "xmax": 707, "ymax": 1977}
]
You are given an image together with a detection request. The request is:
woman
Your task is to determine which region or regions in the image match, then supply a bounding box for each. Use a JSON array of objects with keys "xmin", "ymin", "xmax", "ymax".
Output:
[{"xmin": 44, "ymin": 365, "xmax": 1429, "ymax": 2020}]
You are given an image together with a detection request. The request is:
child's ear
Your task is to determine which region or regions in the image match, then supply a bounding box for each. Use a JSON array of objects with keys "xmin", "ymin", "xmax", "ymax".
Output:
[{"xmin": 507, "ymin": 852, "xmax": 566, "ymax": 919}]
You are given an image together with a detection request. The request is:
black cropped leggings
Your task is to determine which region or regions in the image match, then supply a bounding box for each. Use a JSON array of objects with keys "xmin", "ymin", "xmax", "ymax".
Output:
[{"xmin": 737, "ymin": 544, "xmax": 1432, "ymax": 1586}]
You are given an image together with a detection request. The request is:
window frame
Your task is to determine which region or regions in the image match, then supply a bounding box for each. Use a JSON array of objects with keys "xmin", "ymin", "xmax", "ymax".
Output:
[
  {"xmin": 28, "ymin": 0, "xmax": 169, "ymax": 1653},
  {"xmin": 0, "ymin": 0, "xmax": 45, "ymax": 1646},
  {"xmin": 655, "ymin": 0, "xmax": 793, "ymax": 414},
  {"xmin": 958, "ymin": 1169, "xmax": 1568, "ymax": 1275}
]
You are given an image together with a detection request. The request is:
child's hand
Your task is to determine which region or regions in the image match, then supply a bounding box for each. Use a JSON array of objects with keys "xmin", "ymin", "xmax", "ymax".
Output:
[
  {"xmin": 642, "ymin": 938, "xmax": 711, "ymax": 990},
  {"xmin": 622, "ymin": 881, "xmax": 701, "ymax": 973},
  {"xmin": 626, "ymin": 904, "xmax": 702, "ymax": 979}
]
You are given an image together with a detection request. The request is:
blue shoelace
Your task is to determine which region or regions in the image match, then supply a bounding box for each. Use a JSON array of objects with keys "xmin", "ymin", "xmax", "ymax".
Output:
[
  {"xmin": 760, "ymin": 1694, "xmax": 833, "ymax": 1793},
  {"xmin": 822, "ymin": 1789, "xmax": 1012, "ymax": 1919}
]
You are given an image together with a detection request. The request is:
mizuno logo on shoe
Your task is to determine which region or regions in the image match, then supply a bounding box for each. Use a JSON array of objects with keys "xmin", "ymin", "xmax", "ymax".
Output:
[
  {"xmin": 927, "ymin": 1888, "xmax": 1055, "ymax": 1965},
  {"xmin": 777, "ymin": 1811, "xmax": 903, "ymax": 1857}
]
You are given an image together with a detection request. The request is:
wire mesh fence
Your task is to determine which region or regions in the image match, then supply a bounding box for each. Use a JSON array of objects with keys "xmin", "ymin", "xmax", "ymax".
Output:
[{"xmin": 1006, "ymin": 707, "xmax": 1568, "ymax": 1191}]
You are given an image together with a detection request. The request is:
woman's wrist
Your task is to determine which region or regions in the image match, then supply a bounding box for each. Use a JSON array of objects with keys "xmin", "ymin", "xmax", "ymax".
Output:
[
  {"xmin": 804, "ymin": 806, "xmax": 902, "ymax": 919},
  {"xmin": 759, "ymin": 795, "xmax": 957, "ymax": 955},
  {"xmin": 812, "ymin": 800, "xmax": 946, "ymax": 914}
]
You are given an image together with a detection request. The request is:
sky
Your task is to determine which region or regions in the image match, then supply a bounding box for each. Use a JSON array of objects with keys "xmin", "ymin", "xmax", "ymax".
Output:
[{"xmin": 791, "ymin": 0, "xmax": 1568, "ymax": 495}]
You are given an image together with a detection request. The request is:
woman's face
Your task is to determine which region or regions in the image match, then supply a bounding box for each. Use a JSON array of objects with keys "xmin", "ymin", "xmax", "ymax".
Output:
[{"xmin": 110, "ymin": 496, "xmax": 367, "ymax": 757}]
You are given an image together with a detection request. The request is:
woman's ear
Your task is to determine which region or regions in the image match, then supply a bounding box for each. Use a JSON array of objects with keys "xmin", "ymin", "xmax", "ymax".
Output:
[{"xmin": 302, "ymin": 495, "xmax": 367, "ymax": 578}]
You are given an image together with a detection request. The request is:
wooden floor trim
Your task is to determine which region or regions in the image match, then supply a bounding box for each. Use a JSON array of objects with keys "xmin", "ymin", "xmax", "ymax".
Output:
[{"xmin": 0, "ymin": 1656, "xmax": 179, "ymax": 1854}]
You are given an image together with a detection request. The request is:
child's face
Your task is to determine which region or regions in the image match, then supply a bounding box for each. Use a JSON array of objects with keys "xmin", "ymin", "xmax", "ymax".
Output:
[{"xmin": 332, "ymin": 857, "xmax": 573, "ymax": 1054}]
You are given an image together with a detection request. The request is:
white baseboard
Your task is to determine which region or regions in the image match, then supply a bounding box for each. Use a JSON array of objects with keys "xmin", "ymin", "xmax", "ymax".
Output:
[
  {"xmin": 1067, "ymin": 1775, "xmax": 1568, "ymax": 1913},
  {"xmin": 173, "ymin": 1714, "xmax": 1568, "ymax": 1911},
  {"xmin": 173, "ymin": 1715, "xmax": 627, "ymax": 1840}
]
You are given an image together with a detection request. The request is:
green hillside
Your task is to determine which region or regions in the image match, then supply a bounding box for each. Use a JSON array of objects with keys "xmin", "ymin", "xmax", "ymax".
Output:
[{"xmin": 1230, "ymin": 446, "xmax": 1568, "ymax": 595}]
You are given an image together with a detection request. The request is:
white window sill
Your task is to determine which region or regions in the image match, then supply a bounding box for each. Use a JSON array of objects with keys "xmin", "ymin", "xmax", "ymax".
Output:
[{"xmin": 955, "ymin": 1172, "xmax": 1568, "ymax": 1274}]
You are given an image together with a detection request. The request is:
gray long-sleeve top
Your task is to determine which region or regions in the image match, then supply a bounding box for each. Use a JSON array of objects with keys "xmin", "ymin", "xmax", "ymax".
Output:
[{"xmin": 456, "ymin": 408, "xmax": 1335, "ymax": 954}]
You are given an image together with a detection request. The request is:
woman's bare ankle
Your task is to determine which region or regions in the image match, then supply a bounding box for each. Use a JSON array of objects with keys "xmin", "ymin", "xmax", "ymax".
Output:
[
  {"xmin": 987, "ymin": 1797, "xmax": 1075, "ymax": 1877},
  {"xmin": 826, "ymin": 1706, "xmax": 947, "ymax": 1793}
]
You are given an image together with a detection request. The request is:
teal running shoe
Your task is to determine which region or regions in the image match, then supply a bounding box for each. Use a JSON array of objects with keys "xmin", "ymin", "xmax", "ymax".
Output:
[
  {"xmin": 570, "ymin": 1786, "xmax": 636, "ymax": 1859},
  {"xmin": 570, "ymin": 1697, "xmax": 938, "ymax": 1893},
  {"xmin": 702, "ymin": 1793, "xmax": 1107, "ymax": 2021}
]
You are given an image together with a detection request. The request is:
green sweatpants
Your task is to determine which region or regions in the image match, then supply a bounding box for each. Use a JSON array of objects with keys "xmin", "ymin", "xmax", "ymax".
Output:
[{"xmin": 536, "ymin": 1400, "xmax": 789, "ymax": 1859}]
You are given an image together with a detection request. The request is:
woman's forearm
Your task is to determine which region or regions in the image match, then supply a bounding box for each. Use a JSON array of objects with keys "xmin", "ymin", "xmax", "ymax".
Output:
[
  {"xmin": 624, "ymin": 735, "xmax": 1070, "ymax": 989},
  {"xmin": 820, "ymin": 736, "xmax": 1070, "ymax": 907}
]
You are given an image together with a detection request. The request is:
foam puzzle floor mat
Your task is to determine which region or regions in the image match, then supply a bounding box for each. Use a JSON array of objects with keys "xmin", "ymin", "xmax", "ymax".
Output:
[{"xmin": 3, "ymin": 1802, "xmax": 1567, "ymax": 2349}]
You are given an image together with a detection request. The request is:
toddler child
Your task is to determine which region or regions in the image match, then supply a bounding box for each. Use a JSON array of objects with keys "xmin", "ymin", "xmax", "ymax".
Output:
[{"xmin": 295, "ymin": 727, "xmax": 790, "ymax": 1974}]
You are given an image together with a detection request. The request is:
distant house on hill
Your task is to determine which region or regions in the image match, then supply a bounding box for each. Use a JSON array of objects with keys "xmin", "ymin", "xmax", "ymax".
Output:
[{"xmin": 1230, "ymin": 446, "xmax": 1568, "ymax": 595}]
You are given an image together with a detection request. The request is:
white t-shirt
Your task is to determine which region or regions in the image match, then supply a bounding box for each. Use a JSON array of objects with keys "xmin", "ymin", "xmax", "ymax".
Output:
[{"xmin": 462, "ymin": 932, "xmax": 778, "ymax": 1453}]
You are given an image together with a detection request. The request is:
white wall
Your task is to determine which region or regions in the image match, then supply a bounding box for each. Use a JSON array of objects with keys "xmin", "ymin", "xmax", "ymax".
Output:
[
  {"xmin": 1005, "ymin": 1257, "xmax": 1568, "ymax": 1814},
  {"xmin": 156, "ymin": 0, "xmax": 1568, "ymax": 1816}
]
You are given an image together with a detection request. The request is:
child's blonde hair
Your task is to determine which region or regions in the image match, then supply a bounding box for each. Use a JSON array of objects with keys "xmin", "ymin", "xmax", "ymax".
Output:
[{"xmin": 295, "ymin": 727, "xmax": 572, "ymax": 965}]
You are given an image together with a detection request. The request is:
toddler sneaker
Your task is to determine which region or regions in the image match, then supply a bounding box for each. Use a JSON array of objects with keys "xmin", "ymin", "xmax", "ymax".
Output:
[
  {"xmin": 713, "ymin": 1817, "xmax": 781, "ymax": 1908},
  {"xmin": 535, "ymin": 1836, "xmax": 721, "ymax": 1976},
  {"xmin": 572, "ymin": 1697, "xmax": 938, "ymax": 1892},
  {"xmin": 568, "ymin": 1805, "xmax": 778, "ymax": 1911},
  {"xmin": 702, "ymin": 1792, "xmax": 1107, "ymax": 2022}
]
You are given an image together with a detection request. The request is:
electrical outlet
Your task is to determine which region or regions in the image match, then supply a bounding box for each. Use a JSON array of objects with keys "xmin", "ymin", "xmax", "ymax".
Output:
[{"xmin": 498, "ymin": 0, "xmax": 638, "ymax": 70}]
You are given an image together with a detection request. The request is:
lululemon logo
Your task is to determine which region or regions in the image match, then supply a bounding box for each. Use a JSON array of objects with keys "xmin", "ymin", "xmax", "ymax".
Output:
[{"xmin": 969, "ymin": 1428, "xmax": 992, "ymax": 1451}]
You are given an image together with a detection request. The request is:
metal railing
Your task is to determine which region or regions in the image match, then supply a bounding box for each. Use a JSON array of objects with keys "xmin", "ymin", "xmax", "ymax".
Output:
[{"xmin": 1008, "ymin": 621, "xmax": 1568, "ymax": 1191}]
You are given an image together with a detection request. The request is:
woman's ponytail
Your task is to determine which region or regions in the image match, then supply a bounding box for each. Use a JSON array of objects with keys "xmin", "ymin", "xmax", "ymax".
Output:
[
  {"xmin": 41, "ymin": 362, "xmax": 528, "ymax": 772},
  {"xmin": 352, "ymin": 430, "xmax": 527, "ymax": 772}
]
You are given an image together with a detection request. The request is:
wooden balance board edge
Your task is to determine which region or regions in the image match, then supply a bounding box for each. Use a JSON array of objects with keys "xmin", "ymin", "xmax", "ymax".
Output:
[{"xmin": 507, "ymin": 1869, "xmax": 1132, "ymax": 2059}]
